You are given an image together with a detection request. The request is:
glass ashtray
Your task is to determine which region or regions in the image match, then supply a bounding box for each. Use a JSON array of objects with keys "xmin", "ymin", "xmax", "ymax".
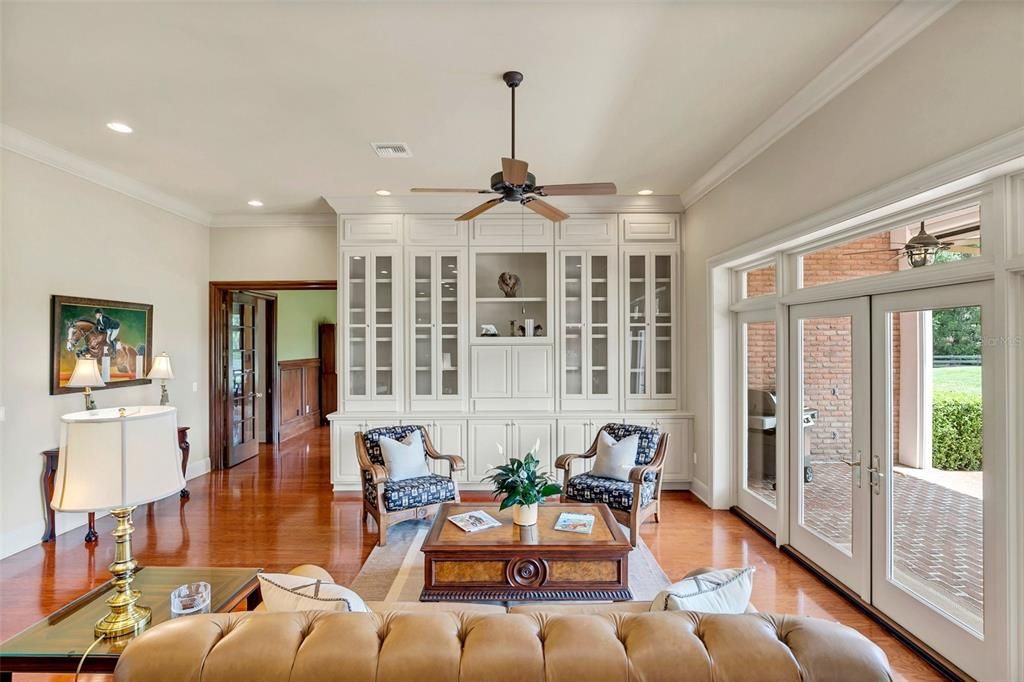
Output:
[{"xmin": 170, "ymin": 581, "xmax": 211, "ymax": 617}]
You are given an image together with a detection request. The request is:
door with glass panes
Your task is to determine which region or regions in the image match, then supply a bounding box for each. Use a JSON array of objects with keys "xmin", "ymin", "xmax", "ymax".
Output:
[
  {"xmin": 623, "ymin": 248, "xmax": 677, "ymax": 411},
  {"xmin": 342, "ymin": 248, "xmax": 402, "ymax": 410},
  {"xmin": 558, "ymin": 249, "xmax": 618, "ymax": 410},
  {"xmin": 409, "ymin": 249, "xmax": 467, "ymax": 411}
]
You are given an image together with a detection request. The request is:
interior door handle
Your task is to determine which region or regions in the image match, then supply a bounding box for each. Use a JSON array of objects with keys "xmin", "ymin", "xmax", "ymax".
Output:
[{"xmin": 867, "ymin": 453, "xmax": 884, "ymax": 494}]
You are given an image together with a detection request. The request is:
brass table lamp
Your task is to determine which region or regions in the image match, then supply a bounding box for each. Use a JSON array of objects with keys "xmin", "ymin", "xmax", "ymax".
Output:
[
  {"xmin": 146, "ymin": 353, "xmax": 175, "ymax": 405},
  {"xmin": 65, "ymin": 356, "xmax": 105, "ymax": 410},
  {"xmin": 51, "ymin": 406, "xmax": 184, "ymax": 638}
]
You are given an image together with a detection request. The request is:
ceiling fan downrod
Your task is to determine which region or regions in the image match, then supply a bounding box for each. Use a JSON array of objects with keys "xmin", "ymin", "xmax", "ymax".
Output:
[{"xmin": 503, "ymin": 71, "xmax": 523, "ymax": 159}]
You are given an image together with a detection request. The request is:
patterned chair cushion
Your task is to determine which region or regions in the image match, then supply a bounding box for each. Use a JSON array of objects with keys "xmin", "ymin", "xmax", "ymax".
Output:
[
  {"xmin": 601, "ymin": 423, "xmax": 661, "ymax": 465},
  {"xmin": 564, "ymin": 473, "xmax": 655, "ymax": 512},
  {"xmin": 365, "ymin": 474, "xmax": 456, "ymax": 512},
  {"xmin": 362, "ymin": 425, "xmax": 424, "ymax": 466}
]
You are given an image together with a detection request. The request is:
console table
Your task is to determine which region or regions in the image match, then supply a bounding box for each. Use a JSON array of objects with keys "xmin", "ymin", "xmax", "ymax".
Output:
[{"xmin": 40, "ymin": 426, "xmax": 191, "ymax": 543}]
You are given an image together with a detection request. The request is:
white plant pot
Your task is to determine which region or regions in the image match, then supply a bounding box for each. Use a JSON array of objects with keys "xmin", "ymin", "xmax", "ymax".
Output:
[{"xmin": 512, "ymin": 503, "xmax": 539, "ymax": 527}]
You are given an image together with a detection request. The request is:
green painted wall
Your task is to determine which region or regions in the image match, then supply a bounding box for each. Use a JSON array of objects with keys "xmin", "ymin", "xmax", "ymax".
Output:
[{"xmin": 272, "ymin": 290, "xmax": 337, "ymax": 361}]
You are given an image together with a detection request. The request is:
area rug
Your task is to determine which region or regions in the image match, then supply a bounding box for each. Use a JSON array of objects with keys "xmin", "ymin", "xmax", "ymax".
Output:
[{"xmin": 351, "ymin": 519, "xmax": 671, "ymax": 603}]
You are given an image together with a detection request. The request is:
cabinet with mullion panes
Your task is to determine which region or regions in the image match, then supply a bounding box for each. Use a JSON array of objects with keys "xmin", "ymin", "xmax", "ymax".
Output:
[
  {"xmin": 623, "ymin": 248, "xmax": 678, "ymax": 411},
  {"xmin": 409, "ymin": 249, "xmax": 467, "ymax": 411}
]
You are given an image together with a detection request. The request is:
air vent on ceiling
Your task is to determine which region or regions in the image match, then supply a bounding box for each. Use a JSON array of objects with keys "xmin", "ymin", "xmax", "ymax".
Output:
[{"xmin": 371, "ymin": 142, "xmax": 412, "ymax": 158}]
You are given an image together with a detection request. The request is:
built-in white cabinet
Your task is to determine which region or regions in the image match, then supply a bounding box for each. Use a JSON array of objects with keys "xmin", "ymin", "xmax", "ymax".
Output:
[
  {"xmin": 341, "ymin": 215, "xmax": 403, "ymax": 244},
  {"xmin": 628, "ymin": 415, "xmax": 692, "ymax": 483},
  {"xmin": 341, "ymin": 248, "xmax": 403, "ymax": 411},
  {"xmin": 471, "ymin": 345, "xmax": 553, "ymax": 411},
  {"xmin": 620, "ymin": 213, "xmax": 679, "ymax": 242},
  {"xmin": 468, "ymin": 419, "xmax": 555, "ymax": 480},
  {"xmin": 407, "ymin": 248, "xmax": 468, "ymax": 412},
  {"xmin": 470, "ymin": 246, "xmax": 554, "ymax": 343},
  {"xmin": 424, "ymin": 419, "xmax": 468, "ymax": 482},
  {"xmin": 471, "ymin": 216, "xmax": 554, "ymax": 246},
  {"xmin": 329, "ymin": 417, "xmax": 401, "ymax": 488},
  {"xmin": 557, "ymin": 215, "xmax": 617, "ymax": 245},
  {"xmin": 558, "ymin": 248, "xmax": 619, "ymax": 411},
  {"xmin": 622, "ymin": 247, "xmax": 679, "ymax": 411}
]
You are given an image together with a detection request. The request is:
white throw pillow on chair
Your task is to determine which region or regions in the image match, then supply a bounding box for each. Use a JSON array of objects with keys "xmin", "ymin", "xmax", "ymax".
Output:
[
  {"xmin": 589, "ymin": 431, "xmax": 640, "ymax": 482},
  {"xmin": 380, "ymin": 430, "xmax": 430, "ymax": 481}
]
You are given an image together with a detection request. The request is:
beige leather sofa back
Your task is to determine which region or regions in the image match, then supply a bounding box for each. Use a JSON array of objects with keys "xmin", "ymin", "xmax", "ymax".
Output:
[{"xmin": 114, "ymin": 609, "xmax": 892, "ymax": 682}]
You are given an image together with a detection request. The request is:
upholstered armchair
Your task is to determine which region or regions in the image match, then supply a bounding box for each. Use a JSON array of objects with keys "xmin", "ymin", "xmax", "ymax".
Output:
[
  {"xmin": 555, "ymin": 423, "xmax": 668, "ymax": 547},
  {"xmin": 355, "ymin": 425, "xmax": 464, "ymax": 546}
]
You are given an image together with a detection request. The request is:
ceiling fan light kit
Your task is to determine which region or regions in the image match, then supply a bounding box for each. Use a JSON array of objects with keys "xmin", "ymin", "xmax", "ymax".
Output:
[{"xmin": 411, "ymin": 71, "xmax": 617, "ymax": 221}]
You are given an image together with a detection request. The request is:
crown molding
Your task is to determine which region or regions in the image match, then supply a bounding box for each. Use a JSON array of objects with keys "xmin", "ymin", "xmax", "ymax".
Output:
[
  {"xmin": 680, "ymin": 0, "xmax": 959, "ymax": 209},
  {"xmin": 1, "ymin": 125, "xmax": 212, "ymax": 226},
  {"xmin": 322, "ymin": 193, "xmax": 682, "ymax": 216},
  {"xmin": 208, "ymin": 213, "xmax": 335, "ymax": 229}
]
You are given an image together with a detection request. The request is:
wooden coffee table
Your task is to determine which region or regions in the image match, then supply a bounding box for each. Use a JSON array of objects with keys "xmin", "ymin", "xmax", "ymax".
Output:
[
  {"xmin": 420, "ymin": 502, "xmax": 632, "ymax": 602},
  {"xmin": 0, "ymin": 566, "xmax": 261, "ymax": 679}
]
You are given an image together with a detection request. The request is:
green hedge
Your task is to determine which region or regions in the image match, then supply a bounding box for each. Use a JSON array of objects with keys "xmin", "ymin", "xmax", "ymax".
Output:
[{"xmin": 932, "ymin": 392, "xmax": 983, "ymax": 471}]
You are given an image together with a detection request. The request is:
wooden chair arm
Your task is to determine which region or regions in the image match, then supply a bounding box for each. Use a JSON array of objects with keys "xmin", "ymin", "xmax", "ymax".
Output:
[
  {"xmin": 555, "ymin": 451, "xmax": 594, "ymax": 471},
  {"xmin": 628, "ymin": 464, "xmax": 660, "ymax": 484},
  {"xmin": 431, "ymin": 453, "xmax": 466, "ymax": 472},
  {"xmin": 365, "ymin": 464, "xmax": 388, "ymax": 484}
]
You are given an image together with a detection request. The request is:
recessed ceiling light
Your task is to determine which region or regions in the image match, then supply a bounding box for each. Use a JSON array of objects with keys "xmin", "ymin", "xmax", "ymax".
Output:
[
  {"xmin": 247, "ymin": 199, "xmax": 264, "ymax": 207},
  {"xmin": 106, "ymin": 121, "xmax": 133, "ymax": 134},
  {"xmin": 375, "ymin": 189, "xmax": 392, "ymax": 196},
  {"xmin": 637, "ymin": 189, "xmax": 654, "ymax": 196}
]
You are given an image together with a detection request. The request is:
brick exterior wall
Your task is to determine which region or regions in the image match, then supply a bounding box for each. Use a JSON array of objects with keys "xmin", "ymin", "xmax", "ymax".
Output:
[{"xmin": 744, "ymin": 234, "xmax": 901, "ymax": 464}]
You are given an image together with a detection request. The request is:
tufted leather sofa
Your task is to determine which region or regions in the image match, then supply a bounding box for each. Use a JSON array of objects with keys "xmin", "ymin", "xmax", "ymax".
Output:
[{"xmin": 114, "ymin": 605, "xmax": 892, "ymax": 681}]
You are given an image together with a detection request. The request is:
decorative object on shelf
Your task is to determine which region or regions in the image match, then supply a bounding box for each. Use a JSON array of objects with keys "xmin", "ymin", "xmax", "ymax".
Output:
[
  {"xmin": 51, "ymin": 405, "xmax": 184, "ymax": 638},
  {"xmin": 146, "ymin": 353, "xmax": 175, "ymax": 405},
  {"xmin": 410, "ymin": 70, "xmax": 617, "ymax": 222},
  {"xmin": 65, "ymin": 356, "xmax": 104, "ymax": 410},
  {"xmin": 497, "ymin": 271, "xmax": 521, "ymax": 298},
  {"xmin": 51, "ymin": 295, "xmax": 152, "ymax": 396},
  {"xmin": 484, "ymin": 442, "xmax": 561, "ymax": 527},
  {"xmin": 533, "ymin": 324, "xmax": 545, "ymax": 337},
  {"xmin": 480, "ymin": 324, "xmax": 499, "ymax": 337}
]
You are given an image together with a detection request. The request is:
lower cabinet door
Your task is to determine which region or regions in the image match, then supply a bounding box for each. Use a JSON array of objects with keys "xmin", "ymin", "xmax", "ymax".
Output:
[
  {"xmin": 511, "ymin": 346, "xmax": 553, "ymax": 397},
  {"xmin": 330, "ymin": 419, "xmax": 366, "ymax": 487},
  {"xmin": 557, "ymin": 419, "xmax": 592, "ymax": 478},
  {"xmin": 427, "ymin": 420, "xmax": 468, "ymax": 482},
  {"xmin": 511, "ymin": 420, "xmax": 555, "ymax": 474},
  {"xmin": 468, "ymin": 420, "xmax": 510, "ymax": 481}
]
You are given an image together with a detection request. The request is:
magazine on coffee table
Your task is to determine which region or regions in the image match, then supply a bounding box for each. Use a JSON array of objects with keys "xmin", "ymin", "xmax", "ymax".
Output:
[
  {"xmin": 553, "ymin": 512, "xmax": 595, "ymax": 534},
  {"xmin": 447, "ymin": 510, "xmax": 502, "ymax": 533}
]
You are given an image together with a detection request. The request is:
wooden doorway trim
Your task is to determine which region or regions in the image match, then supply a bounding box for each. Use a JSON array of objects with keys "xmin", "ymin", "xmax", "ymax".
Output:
[{"xmin": 209, "ymin": 280, "xmax": 336, "ymax": 469}]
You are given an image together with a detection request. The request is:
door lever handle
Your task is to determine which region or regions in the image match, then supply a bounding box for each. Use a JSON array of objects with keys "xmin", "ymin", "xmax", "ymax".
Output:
[
  {"xmin": 867, "ymin": 453, "xmax": 884, "ymax": 495},
  {"xmin": 841, "ymin": 451, "xmax": 863, "ymax": 487}
]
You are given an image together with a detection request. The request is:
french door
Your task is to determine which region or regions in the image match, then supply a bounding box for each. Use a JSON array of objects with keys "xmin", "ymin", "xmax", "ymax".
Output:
[
  {"xmin": 788, "ymin": 297, "xmax": 872, "ymax": 598},
  {"xmin": 781, "ymin": 284, "xmax": 1006, "ymax": 679},
  {"xmin": 227, "ymin": 292, "xmax": 260, "ymax": 467}
]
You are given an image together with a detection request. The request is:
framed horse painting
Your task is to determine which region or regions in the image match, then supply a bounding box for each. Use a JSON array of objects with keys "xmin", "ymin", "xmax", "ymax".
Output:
[{"xmin": 50, "ymin": 295, "xmax": 154, "ymax": 395}]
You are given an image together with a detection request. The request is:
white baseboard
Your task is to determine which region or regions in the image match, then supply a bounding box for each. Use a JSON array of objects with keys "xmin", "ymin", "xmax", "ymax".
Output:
[
  {"xmin": 186, "ymin": 457, "xmax": 211, "ymax": 480},
  {"xmin": 689, "ymin": 479, "xmax": 711, "ymax": 507}
]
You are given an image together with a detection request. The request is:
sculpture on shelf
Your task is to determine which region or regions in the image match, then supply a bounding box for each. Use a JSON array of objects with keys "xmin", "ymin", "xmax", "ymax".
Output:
[
  {"xmin": 480, "ymin": 324, "xmax": 500, "ymax": 337},
  {"xmin": 497, "ymin": 272, "xmax": 521, "ymax": 298}
]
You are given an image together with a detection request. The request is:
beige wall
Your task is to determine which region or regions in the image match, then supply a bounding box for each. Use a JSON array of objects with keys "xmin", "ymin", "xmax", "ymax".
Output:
[
  {"xmin": 0, "ymin": 151, "xmax": 211, "ymax": 557},
  {"xmin": 209, "ymin": 225, "xmax": 336, "ymax": 281},
  {"xmin": 683, "ymin": 2, "xmax": 1024, "ymax": 502}
]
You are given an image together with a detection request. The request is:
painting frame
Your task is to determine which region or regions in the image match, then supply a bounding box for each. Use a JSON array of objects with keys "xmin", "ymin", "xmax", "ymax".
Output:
[{"xmin": 50, "ymin": 295, "xmax": 154, "ymax": 395}]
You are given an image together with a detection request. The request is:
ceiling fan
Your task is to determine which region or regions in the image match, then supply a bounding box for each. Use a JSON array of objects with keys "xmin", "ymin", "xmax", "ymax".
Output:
[
  {"xmin": 410, "ymin": 71, "xmax": 617, "ymax": 222},
  {"xmin": 845, "ymin": 221, "xmax": 980, "ymax": 268}
]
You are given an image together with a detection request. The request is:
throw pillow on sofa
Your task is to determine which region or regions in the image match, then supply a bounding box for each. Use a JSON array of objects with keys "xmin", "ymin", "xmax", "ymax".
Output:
[
  {"xmin": 649, "ymin": 567, "xmax": 754, "ymax": 614},
  {"xmin": 257, "ymin": 573, "xmax": 368, "ymax": 613},
  {"xmin": 590, "ymin": 431, "xmax": 640, "ymax": 482},
  {"xmin": 380, "ymin": 430, "xmax": 430, "ymax": 481}
]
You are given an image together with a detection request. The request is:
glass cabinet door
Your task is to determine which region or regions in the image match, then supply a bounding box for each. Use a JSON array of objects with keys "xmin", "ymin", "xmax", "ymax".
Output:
[
  {"xmin": 346, "ymin": 254, "xmax": 368, "ymax": 397},
  {"xmin": 589, "ymin": 254, "xmax": 612, "ymax": 399},
  {"xmin": 373, "ymin": 255, "xmax": 394, "ymax": 397},
  {"xmin": 627, "ymin": 253, "xmax": 649, "ymax": 396},
  {"xmin": 562, "ymin": 253, "xmax": 585, "ymax": 397},
  {"xmin": 653, "ymin": 253, "xmax": 674, "ymax": 397},
  {"xmin": 413, "ymin": 254, "xmax": 433, "ymax": 397},
  {"xmin": 438, "ymin": 254, "xmax": 461, "ymax": 397}
]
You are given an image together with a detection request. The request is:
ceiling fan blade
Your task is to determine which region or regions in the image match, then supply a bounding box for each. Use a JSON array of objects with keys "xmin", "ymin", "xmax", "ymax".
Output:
[
  {"xmin": 501, "ymin": 157, "xmax": 529, "ymax": 186},
  {"xmin": 840, "ymin": 248, "xmax": 900, "ymax": 256},
  {"xmin": 523, "ymin": 197, "xmax": 569, "ymax": 223},
  {"xmin": 534, "ymin": 182, "xmax": 617, "ymax": 196},
  {"xmin": 410, "ymin": 188, "xmax": 495, "ymax": 193},
  {"xmin": 455, "ymin": 198, "xmax": 503, "ymax": 221}
]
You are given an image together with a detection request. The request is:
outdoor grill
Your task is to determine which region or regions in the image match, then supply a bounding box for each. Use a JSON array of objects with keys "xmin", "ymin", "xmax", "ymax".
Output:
[{"xmin": 747, "ymin": 389, "xmax": 818, "ymax": 488}]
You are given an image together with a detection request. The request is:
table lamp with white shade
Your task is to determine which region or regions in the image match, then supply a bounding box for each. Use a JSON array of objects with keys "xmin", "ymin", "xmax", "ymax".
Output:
[
  {"xmin": 65, "ymin": 356, "xmax": 105, "ymax": 410},
  {"xmin": 52, "ymin": 406, "xmax": 184, "ymax": 638},
  {"xmin": 146, "ymin": 353, "xmax": 174, "ymax": 405}
]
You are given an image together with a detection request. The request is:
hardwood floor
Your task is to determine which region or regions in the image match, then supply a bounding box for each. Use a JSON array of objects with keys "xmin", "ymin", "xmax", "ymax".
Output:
[{"xmin": 0, "ymin": 426, "xmax": 941, "ymax": 681}]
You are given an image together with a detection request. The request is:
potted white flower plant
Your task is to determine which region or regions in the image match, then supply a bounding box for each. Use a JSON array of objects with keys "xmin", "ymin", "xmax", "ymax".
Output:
[{"xmin": 484, "ymin": 441, "xmax": 562, "ymax": 526}]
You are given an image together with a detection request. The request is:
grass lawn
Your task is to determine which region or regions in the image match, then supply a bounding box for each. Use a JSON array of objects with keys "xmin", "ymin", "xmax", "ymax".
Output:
[{"xmin": 932, "ymin": 366, "xmax": 981, "ymax": 396}]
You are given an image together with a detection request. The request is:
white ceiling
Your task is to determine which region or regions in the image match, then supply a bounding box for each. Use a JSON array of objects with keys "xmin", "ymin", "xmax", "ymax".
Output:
[{"xmin": 2, "ymin": 1, "xmax": 897, "ymax": 215}]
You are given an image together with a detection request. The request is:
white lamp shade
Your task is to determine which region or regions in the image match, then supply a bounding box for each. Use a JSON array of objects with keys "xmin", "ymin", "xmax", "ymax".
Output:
[
  {"xmin": 52, "ymin": 406, "xmax": 184, "ymax": 512},
  {"xmin": 66, "ymin": 356, "xmax": 105, "ymax": 388},
  {"xmin": 146, "ymin": 353, "xmax": 174, "ymax": 380}
]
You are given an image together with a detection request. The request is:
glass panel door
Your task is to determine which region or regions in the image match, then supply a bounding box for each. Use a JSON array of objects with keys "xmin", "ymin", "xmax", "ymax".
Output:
[
  {"xmin": 626, "ymin": 254, "xmax": 648, "ymax": 396},
  {"xmin": 653, "ymin": 254, "xmax": 673, "ymax": 396},
  {"xmin": 413, "ymin": 254, "xmax": 433, "ymax": 397},
  {"xmin": 789, "ymin": 296, "xmax": 871, "ymax": 598},
  {"xmin": 562, "ymin": 253, "xmax": 585, "ymax": 398},
  {"xmin": 589, "ymin": 254, "xmax": 611, "ymax": 399},
  {"xmin": 227, "ymin": 291, "xmax": 259, "ymax": 467},
  {"xmin": 870, "ymin": 282, "xmax": 1005, "ymax": 680},
  {"xmin": 373, "ymin": 255, "xmax": 393, "ymax": 397},
  {"xmin": 736, "ymin": 310, "xmax": 778, "ymax": 531},
  {"xmin": 346, "ymin": 254, "xmax": 368, "ymax": 397},
  {"xmin": 439, "ymin": 254, "xmax": 460, "ymax": 397}
]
